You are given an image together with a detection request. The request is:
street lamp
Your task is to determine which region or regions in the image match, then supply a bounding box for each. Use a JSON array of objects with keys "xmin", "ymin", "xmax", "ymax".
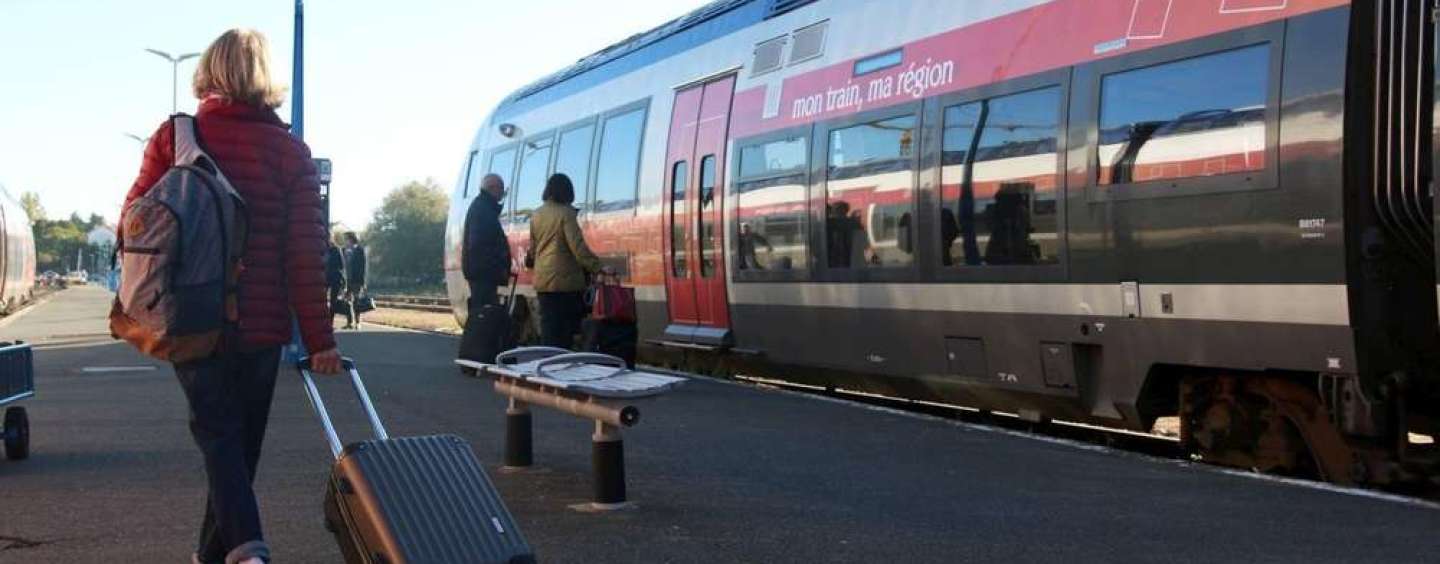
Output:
[
  {"xmin": 123, "ymin": 133, "xmax": 150, "ymax": 145},
  {"xmin": 145, "ymin": 48, "xmax": 201, "ymax": 114}
]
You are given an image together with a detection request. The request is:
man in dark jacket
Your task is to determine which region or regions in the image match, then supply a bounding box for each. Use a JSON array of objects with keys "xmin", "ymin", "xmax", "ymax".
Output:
[
  {"xmin": 325, "ymin": 241, "xmax": 347, "ymax": 323},
  {"xmin": 342, "ymin": 232, "xmax": 367, "ymax": 329},
  {"xmin": 458, "ymin": 174, "xmax": 511, "ymax": 364},
  {"xmin": 463, "ymin": 174, "xmax": 511, "ymax": 306}
]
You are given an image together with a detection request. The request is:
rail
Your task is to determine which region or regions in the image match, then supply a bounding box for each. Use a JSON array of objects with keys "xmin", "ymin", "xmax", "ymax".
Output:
[{"xmin": 370, "ymin": 294, "xmax": 451, "ymax": 313}]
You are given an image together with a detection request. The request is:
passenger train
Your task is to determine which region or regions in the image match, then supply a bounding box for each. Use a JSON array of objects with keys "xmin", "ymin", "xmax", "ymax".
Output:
[
  {"xmin": 0, "ymin": 185, "xmax": 35, "ymax": 313},
  {"xmin": 445, "ymin": 0, "xmax": 1440, "ymax": 485}
]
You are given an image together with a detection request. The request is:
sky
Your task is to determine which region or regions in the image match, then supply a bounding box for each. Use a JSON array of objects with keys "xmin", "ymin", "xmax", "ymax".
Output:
[{"xmin": 0, "ymin": 0, "xmax": 710, "ymax": 229}]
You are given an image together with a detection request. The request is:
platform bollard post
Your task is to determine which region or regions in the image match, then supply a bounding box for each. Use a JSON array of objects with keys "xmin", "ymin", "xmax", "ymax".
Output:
[
  {"xmin": 504, "ymin": 397, "xmax": 533, "ymax": 469},
  {"xmin": 591, "ymin": 420, "xmax": 627, "ymax": 507}
]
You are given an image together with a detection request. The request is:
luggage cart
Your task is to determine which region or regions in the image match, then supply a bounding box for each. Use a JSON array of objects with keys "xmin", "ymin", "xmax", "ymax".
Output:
[{"xmin": 0, "ymin": 341, "xmax": 32, "ymax": 461}]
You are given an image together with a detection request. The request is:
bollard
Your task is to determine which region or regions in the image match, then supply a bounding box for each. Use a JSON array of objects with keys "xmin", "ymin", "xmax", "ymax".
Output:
[
  {"xmin": 504, "ymin": 398, "xmax": 533, "ymax": 468},
  {"xmin": 591, "ymin": 421, "xmax": 626, "ymax": 507}
]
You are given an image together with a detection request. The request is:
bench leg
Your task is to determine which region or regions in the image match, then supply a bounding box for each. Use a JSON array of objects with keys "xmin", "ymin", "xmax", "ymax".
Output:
[
  {"xmin": 504, "ymin": 398, "xmax": 533, "ymax": 468},
  {"xmin": 592, "ymin": 421, "xmax": 626, "ymax": 507}
]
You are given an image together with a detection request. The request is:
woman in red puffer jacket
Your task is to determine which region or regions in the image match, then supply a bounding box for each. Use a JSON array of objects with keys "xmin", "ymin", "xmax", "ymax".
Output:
[{"xmin": 124, "ymin": 28, "xmax": 342, "ymax": 564}]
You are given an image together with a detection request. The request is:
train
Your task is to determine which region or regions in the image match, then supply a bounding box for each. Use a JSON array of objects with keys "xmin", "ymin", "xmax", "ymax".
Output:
[
  {"xmin": 0, "ymin": 184, "xmax": 35, "ymax": 313},
  {"xmin": 445, "ymin": 0, "xmax": 1440, "ymax": 486}
]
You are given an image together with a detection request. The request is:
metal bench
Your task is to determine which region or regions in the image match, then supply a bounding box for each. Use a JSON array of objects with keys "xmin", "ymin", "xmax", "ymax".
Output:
[
  {"xmin": 0, "ymin": 341, "xmax": 34, "ymax": 461},
  {"xmin": 455, "ymin": 347, "xmax": 685, "ymax": 510}
]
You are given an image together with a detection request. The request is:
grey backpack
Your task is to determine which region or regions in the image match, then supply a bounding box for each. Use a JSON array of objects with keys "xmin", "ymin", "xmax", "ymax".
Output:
[{"xmin": 110, "ymin": 115, "xmax": 248, "ymax": 362}]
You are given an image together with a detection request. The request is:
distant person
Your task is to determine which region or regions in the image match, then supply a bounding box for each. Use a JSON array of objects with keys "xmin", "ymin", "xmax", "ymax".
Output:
[
  {"xmin": 528, "ymin": 173, "xmax": 606, "ymax": 348},
  {"xmin": 342, "ymin": 231, "xmax": 367, "ymax": 329},
  {"xmin": 325, "ymin": 240, "xmax": 347, "ymax": 321},
  {"xmin": 463, "ymin": 174, "xmax": 511, "ymax": 308},
  {"xmin": 736, "ymin": 222, "xmax": 772, "ymax": 270},
  {"xmin": 124, "ymin": 28, "xmax": 341, "ymax": 564},
  {"xmin": 459, "ymin": 173, "xmax": 512, "ymax": 363}
]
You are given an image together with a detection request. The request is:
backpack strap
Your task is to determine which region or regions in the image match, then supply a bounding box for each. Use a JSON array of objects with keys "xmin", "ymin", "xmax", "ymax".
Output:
[{"xmin": 171, "ymin": 114, "xmax": 234, "ymax": 187}]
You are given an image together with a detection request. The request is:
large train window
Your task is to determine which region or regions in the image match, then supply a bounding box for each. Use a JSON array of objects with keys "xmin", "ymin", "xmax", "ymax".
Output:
[
  {"xmin": 593, "ymin": 106, "xmax": 647, "ymax": 213},
  {"xmin": 511, "ymin": 135, "xmax": 553, "ymax": 224},
  {"xmin": 825, "ymin": 113, "xmax": 916, "ymax": 269},
  {"xmin": 735, "ymin": 133, "xmax": 808, "ymax": 276},
  {"xmin": 941, "ymin": 86, "xmax": 1062, "ymax": 267},
  {"xmin": 554, "ymin": 122, "xmax": 595, "ymax": 212},
  {"xmin": 1097, "ymin": 44, "xmax": 1270, "ymax": 188}
]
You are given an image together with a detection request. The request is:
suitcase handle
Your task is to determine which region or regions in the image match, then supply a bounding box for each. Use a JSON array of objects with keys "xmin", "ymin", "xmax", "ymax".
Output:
[
  {"xmin": 535, "ymin": 353, "xmax": 628, "ymax": 382},
  {"xmin": 296, "ymin": 356, "xmax": 390, "ymax": 459}
]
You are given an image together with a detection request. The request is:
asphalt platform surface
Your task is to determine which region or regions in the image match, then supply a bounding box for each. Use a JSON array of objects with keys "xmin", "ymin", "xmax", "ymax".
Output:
[{"xmin": 1, "ymin": 286, "xmax": 1438, "ymax": 563}]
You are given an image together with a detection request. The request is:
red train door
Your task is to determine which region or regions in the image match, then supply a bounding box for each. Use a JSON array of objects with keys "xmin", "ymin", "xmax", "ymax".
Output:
[{"xmin": 662, "ymin": 75, "xmax": 734, "ymax": 346}]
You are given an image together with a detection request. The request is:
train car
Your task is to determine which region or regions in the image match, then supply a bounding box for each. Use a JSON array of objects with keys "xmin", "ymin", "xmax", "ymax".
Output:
[
  {"xmin": 445, "ymin": 0, "xmax": 1440, "ymax": 485},
  {"xmin": 0, "ymin": 185, "xmax": 35, "ymax": 313}
]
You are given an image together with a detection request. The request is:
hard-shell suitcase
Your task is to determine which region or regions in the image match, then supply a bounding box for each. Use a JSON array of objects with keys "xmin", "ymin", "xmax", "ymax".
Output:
[
  {"xmin": 460, "ymin": 274, "xmax": 519, "ymax": 364},
  {"xmin": 297, "ymin": 357, "xmax": 535, "ymax": 564},
  {"xmin": 581, "ymin": 318, "xmax": 637, "ymax": 369}
]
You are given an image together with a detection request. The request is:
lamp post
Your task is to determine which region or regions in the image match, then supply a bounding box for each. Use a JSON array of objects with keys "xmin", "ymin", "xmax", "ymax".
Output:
[
  {"xmin": 144, "ymin": 49, "xmax": 201, "ymax": 114},
  {"xmin": 123, "ymin": 133, "xmax": 150, "ymax": 145}
]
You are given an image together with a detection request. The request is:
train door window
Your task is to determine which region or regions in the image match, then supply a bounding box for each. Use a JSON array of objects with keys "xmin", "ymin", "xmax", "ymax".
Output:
[
  {"xmin": 462, "ymin": 150, "xmax": 482, "ymax": 198},
  {"xmin": 735, "ymin": 133, "xmax": 808, "ymax": 276},
  {"xmin": 671, "ymin": 161, "xmax": 689, "ymax": 277},
  {"xmin": 1097, "ymin": 44, "xmax": 1269, "ymax": 187},
  {"xmin": 825, "ymin": 113, "xmax": 916, "ymax": 269},
  {"xmin": 699, "ymin": 155, "xmax": 717, "ymax": 277},
  {"xmin": 594, "ymin": 106, "xmax": 646, "ymax": 213},
  {"xmin": 941, "ymin": 86, "xmax": 1062, "ymax": 267},
  {"xmin": 511, "ymin": 135, "xmax": 554, "ymax": 224},
  {"xmin": 554, "ymin": 123, "xmax": 596, "ymax": 212},
  {"xmin": 487, "ymin": 146, "xmax": 518, "ymax": 220}
]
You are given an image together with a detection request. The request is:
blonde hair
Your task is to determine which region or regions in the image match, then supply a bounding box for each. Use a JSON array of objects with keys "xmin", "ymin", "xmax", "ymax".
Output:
[{"xmin": 192, "ymin": 28, "xmax": 286, "ymax": 109}]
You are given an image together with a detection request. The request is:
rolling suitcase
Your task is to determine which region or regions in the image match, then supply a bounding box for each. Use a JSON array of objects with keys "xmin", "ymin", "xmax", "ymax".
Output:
[
  {"xmin": 459, "ymin": 274, "xmax": 519, "ymax": 364},
  {"xmin": 298, "ymin": 357, "xmax": 535, "ymax": 564},
  {"xmin": 581, "ymin": 318, "xmax": 637, "ymax": 369}
]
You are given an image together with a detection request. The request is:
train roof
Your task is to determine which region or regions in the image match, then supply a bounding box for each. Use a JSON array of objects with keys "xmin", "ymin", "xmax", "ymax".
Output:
[{"xmin": 493, "ymin": 0, "xmax": 815, "ymax": 119}]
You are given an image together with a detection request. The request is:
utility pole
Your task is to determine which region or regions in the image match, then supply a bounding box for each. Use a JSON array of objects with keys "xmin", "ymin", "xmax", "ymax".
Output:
[
  {"xmin": 292, "ymin": 0, "xmax": 305, "ymax": 140},
  {"xmin": 144, "ymin": 49, "xmax": 201, "ymax": 114}
]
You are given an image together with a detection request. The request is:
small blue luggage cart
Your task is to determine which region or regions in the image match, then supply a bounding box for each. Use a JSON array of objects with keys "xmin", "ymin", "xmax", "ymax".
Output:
[{"xmin": 0, "ymin": 341, "xmax": 33, "ymax": 461}]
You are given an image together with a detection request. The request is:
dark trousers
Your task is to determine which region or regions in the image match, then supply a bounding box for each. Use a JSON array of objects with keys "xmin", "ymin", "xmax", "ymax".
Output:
[
  {"xmin": 468, "ymin": 280, "xmax": 499, "ymax": 310},
  {"xmin": 538, "ymin": 291, "xmax": 586, "ymax": 349},
  {"xmin": 174, "ymin": 347, "xmax": 281, "ymax": 564}
]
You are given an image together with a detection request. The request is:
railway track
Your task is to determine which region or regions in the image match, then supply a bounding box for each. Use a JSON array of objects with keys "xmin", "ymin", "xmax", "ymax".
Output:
[{"xmin": 370, "ymin": 294, "xmax": 451, "ymax": 313}]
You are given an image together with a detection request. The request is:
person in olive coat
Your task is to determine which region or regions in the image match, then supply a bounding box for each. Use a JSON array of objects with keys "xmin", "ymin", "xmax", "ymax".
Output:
[{"xmin": 528, "ymin": 173, "xmax": 607, "ymax": 348}]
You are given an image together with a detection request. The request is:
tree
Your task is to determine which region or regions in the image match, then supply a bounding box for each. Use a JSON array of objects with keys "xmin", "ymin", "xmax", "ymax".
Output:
[
  {"xmin": 363, "ymin": 178, "xmax": 448, "ymax": 288},
  {"xmin": 19, "ymin": 191, "xmax": 44, "ymax": 222}
]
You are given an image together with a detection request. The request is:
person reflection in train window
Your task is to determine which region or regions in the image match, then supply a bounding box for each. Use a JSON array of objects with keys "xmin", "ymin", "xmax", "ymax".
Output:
[
  {"xmin": 529, "ymin": 173, "xmax": 607, "ymax": 348},
  {"xmin": 826, "ymin": 202, "xmax": 853, "ymax": 268},
  {"xmin": 939, "ymin": 207, "xmax": 960, "ymax": 266},
  {"xmin": 737, "ymin": 222, "xmax": 772, "ymax": 270},
  {"xmin": 983, "ymin": 183, "xmax": 1038, "ymax": 265}
]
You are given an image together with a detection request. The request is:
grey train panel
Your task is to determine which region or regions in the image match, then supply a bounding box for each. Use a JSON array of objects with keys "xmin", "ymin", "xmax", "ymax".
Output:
[{"xmin": 726, "ymin": 302, "xmax": 1355, "ymax": 431}]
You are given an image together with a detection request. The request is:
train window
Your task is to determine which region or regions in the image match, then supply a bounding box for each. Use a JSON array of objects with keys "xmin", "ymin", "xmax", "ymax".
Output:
[
  {"xmin": 699, "ymin": 155, "xmax": 717, "ymax": 277},
  {"xmin": 511, "ymin": 136, "xmax": 553, "ymax": 224},
  {"xmin": 594, "ymin": 108, "xmax": 646, "ymax": 213},
  {"xmin": 941, "ymin": 86, "xmax": 1062, "ymax": 266},
  {"xmin": 487, "ymin": 146, "xmax": 517, "ymax": 190},
  {"xmin": 554, "ymin": 124, "xmax": 595, "ymax": 212},
  {"xmin": 736, "ymin": 135, "xmax": 808, "ymax": 273},
  {"xmin": 826, "ymin": 114, "xmax": 916, "ymax": 269},
  {"xmin": 462, "ymin": 150, "xmax": 481, "ymax": 198},
  {"xmin": 1097, "ymin": 44, "xmax": 1269, "ymax": 186},
  {"xmin": 671, "ymin": 161, "xmax": 688, "ymax": 278}
]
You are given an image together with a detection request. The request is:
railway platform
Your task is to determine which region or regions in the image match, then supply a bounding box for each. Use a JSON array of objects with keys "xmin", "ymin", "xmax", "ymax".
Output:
[{"xmin": 1, "ymin": 286, "xmax": 1437, "ymax": 562}]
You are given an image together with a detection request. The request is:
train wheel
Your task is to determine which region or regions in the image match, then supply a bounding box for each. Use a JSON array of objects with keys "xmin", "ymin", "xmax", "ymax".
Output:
[
  {"xmin": 3, "ymin": 406, "xmax": 29, "ymax": 461},
  {"xmin": 1181, "ymin": 374, "xmax": 1355, "ymax": 483}
]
